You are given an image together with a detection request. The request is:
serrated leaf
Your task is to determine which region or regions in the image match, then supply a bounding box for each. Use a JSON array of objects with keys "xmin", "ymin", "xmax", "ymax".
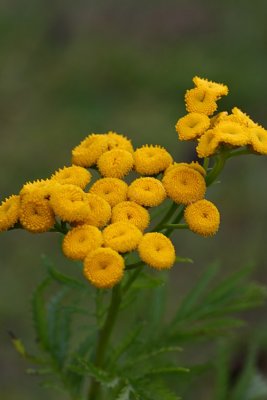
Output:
[
  {"xmin": 31, "ymin": 277, "xmax": 52, "ymax": 351},
  {"xmin": 143, "ymin": 366, "xmax": 189, "ymax": 377},
  {"xmin": 173, "ymin": 262, "xmax": 220, "ymax": 323},
  {"xmin": 108, "ymin": 324, "xmax": 144, "ymax": 367},
  {"xmin": 41, "ymin": 254, "xmax": 87, "ymax": 290},
  {"xmin": 127, "ymin": 346, "xmax": 182, "ymax": 366},
  {"xmin": 47, "ymin": 287, "xmax": 71, "ymax": 367},
  {"xmin": 132, "ymin": 379, "xmax": 181, "ymax": 400},
  {"xmin": 115, "ymin": 385, "xmax": 133, "ymax": 400},
  {"xmin": 70, "ymin": 359, "xmax": 119, "ymax": 388}
]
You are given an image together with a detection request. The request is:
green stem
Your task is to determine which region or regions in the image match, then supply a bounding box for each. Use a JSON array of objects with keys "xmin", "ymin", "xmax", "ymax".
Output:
[
  {"xmin": 152, "ymin": 202, "xmax": 178, "ymax": 232},
  {"xmin": 163, "ymin": 223, "xmax": 188, "ymax": 229},
  {"xmin": 225, "ymin": 146, "xmax": 252, "ymax": 159},
  {"xmin": 125, "ymin": 260, "xmax": 144, "ymax": 270},
  {"xmin": 123, "ymin": 265, "xmax": 144, "ymax": 292},
  {"xmin": 203, "ymin": 157, "xmax": 210, "ymax": 172},
  {"xmin": 88, "ymin": 284, "xmax": 121, "ymax": 400},
  {"xmin": 205, "ymin": 155, "xmax": 226, "ymax": 186},
  {"xmin": 164, "ymin": 205, "xmax": 185, "ymax": 236}
]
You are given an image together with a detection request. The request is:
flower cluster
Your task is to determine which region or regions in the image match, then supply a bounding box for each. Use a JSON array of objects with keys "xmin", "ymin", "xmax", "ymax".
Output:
[
  {"xmin": 1, "ymin": 78, "xmax": 266, "ymax": 290},
  {"xmin": 176, "ymin": 76, "xmax": 267, "ymax": 157}
]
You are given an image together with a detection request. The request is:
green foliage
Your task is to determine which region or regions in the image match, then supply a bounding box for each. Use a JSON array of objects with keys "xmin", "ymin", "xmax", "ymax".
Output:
[{"xmin": 14, "ymin": 255, "xmax": 267, "ymax": 400}]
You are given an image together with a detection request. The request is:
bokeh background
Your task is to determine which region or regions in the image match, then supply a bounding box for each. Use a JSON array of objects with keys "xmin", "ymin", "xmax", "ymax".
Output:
[{"xmin": 1, "ymin": 1, "xmax": 267, "ymax": 399}]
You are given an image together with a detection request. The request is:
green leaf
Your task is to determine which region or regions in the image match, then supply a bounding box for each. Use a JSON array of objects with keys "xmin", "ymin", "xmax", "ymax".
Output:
[
  {"xmin": 173, "ymin": 262, "xmax": 220, "ymax": 323},
  {"xmin": 47, "ymin": 287, "xmax": 71, "ymax": 367},
  {"xmin": 204, "ymin": 265, "xmax": 255, "ymax": 305},
  {"xmin": 70, "ymin": 359, "xmax": 119, "ymax": 388},
  {"xmin": 108, "ymin": 324, "xmax": 144, "ymax": 367},
  {"xmin": 127, "ymin": 346, "xmax": 183, "ymax": 366},
  {"xmin": 41, "ymin": 254, "xmax": 87, "ymax": 290},
  {"xmin": 143, "ymin": 366, "xmax": 189, "ymax": 377},
  {"xmin": 132, "ymin": 379, "xmax": 181, "ymax": 400},
  {"xmin": 175, "ymin": 256, "xmax": 193, "ymax": 264},
  {"xmin": 31, "ymin": 276, "xmax": 52, "ymax": 351},
  {"xmin": 115, "ymin": 385, "xmax": 133, "ymax": 400}
]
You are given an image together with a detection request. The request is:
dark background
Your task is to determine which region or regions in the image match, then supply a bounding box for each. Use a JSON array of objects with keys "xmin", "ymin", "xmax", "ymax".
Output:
[{"xmin": 1, "ymin": 1, "xmax": 267, "ymax": 399}]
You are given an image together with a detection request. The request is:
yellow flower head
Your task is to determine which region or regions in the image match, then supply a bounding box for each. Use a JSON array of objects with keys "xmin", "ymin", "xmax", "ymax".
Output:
[
  {"xmin": 214, "ymin": 121, "xmax": 249, "ymax": 147},
  {"xmin": 196, "ymin": 129, "xmax": 220, "ymax": 158},
  {"xmin": 175, "ymin": 113, "xmax": 210, "ymax": 140},
  {"xmin": 62, "ymin": 224, "xmax": 103, "ymax": 260},
  {"xmin": 97, "ymin": 149, "xmax": 134, "ymax": 179},
  {"xmin": 51, "ymin": 165, "xmax": 91, "ymax": 189},
  {"xmin": 106, "ymin": 131, "xmax": 134, "ymax": 153},
  {"xmin": 83, "ymin": 247, "xmax": 124, "ymax": 288},
  {"xmin": 84, "ymin": 193, "xmax": 111, "ymax": 227},
  {"xmin": 0, "ymin": 195, "xmax": 20, "ymax": 232},
  {"xmin": 184, "ymin": 199, "xmax": 220, "ymax": 236},
  {"xmin": 72, "ymin": 134, "xmax": 109, "ymax": 167},
  {"xmin": 50, "ymin": 184, "xmax": 90, "ymax": 222},
  {"xmin": 138, "ymin": 232, "xmax": 175, "ymax": 270},
  {"xmin": 20, "ymin": 179, "xmax": 57, "ymax": 201},
  {"xmin": 192, "ymin": 76, "xmax": 229, "ymax": 97},
  {"xmin": 111, "ymin": 201, "xmax": 150, "ymax": 231},
  {"xmin": 162, "ymin": 165, "xmax": 206, "ymax": 205},
  {"xmin": 19, "ymin": 197, "xmax": 55, "ymax": 233},
  {"xmin": 248, "ymin": 126, "xmax": 267, "ymax": 155},
  {"xmin": 231, "ymin": 107, "xmax": 258, "ymax": 128},
  {"xmin": 185, "ymin": 87, "xmax": 218, "ymax": 116},
  {"xmin": 189, "ymin": 161, "xmax": 207, "ymax": 177},
  {"xmin": 103, "ymin": 221, "xmax": 142, "ymax": 253},
  {"xmin": 164, "ymin": 161, "xmax": 206, "ymax": 177},
  {"xmin": 210, "ymin": 112, "xmax": 228, "ymax": 127},
  {"xmin": 127, "ymin": 177, "xmax": 166, "ymax": 207},
  {"xmin": 133, "ymin": 145, "xmax": 173, "ymax": 175},
  {"xmin": 89, "ymin": 178, "xmax": 128, "ymax": 207}
]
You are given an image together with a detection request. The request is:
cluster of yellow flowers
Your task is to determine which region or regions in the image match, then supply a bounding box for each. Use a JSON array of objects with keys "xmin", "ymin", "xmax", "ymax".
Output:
[
  {"xmin": 176, "ymin": 76, "xmax": 267, "ymax": 157},
  {"xmin": 1, "ymin": 77, "xmax": 266, "ymax": 289}
]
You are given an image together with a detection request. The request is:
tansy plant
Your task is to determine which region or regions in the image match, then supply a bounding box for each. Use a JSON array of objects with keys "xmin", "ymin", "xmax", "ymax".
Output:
[{"xmin": 1, "ymin": 77, "xmax": 267, "ymax": 400}]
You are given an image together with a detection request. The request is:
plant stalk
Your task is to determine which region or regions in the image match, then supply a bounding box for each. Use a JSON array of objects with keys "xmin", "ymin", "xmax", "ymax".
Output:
[{"xmin": 88, "ymin": 284, "xmax": 121, "ymax": 400}]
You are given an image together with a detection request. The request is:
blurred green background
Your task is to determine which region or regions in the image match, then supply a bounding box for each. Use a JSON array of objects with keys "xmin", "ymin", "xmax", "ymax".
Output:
[{"xmin": 1, "ymin": 0, "xmax": 267, "ymax": 399}]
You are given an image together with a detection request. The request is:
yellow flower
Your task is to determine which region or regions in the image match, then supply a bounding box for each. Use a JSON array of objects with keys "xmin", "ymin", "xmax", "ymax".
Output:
[
  {"xmin": 133, "ymin": 145, "xmax": 173, "ymax": 175},
  {"xmin": 83, "ymin": 247, "xmax": 124, "ymax": 288},
  {"xmin": 84, "ymin": 193, "xmax": 111, "ymax": 227},
  {"xmin": 184, "ymin": 199, "xmax": 220, "ymax": 236},
  {"xmin": 189, "ymin": 161, "xmax": 207, "ymax": 177},
  {"xmin": 210, "ymin": 112, "xmax": 228, "ymax": 127},
  {"xmin": 185, "ymin": 87, "xmax": 218, "ymax": 116},
  {"xmin": 89, "ymin": 178, "xmax": 128, "ymax": 207},
  {"xmin": 50, "ymin": 184, "xmax": 90, "ymax": 222},
  {"xmin": 20, "ymin": 179, "xmax": 57, "ymax": 201},
  {"xmin": 51, "ymin": 165, "xmax": 91, "ymax": 189},
  {"xmin": 164, "ymin": 162, "xmax": 206, "ymax": 177},
  {"xmin": 175, "ymin": 113, "xmax": 210, "ymax": 140},
  {"xmin": 231, "ymin": 107, "xmax": 258, "ymax": 128},
  {"xmin": 138, "ymin": 232, "xmax": 175, "ymax": 269},
  {"xmin": 0, "ymin": 195, "xmax": 20, "ymax": 232},
  {"xmin": 192, "ymin": 76, "xmax": 229, "ymax": 97},
  {"xmin": 19, "ymin": 197, "xmax": 55, "ymax": 233},
  {"xmin": 162, "ymin": 165, "xmax": 206, "ymax": 205},
  {"xmin": 106, "ymin": 131, "xmax": 134, "ymax": 153},
  {"xmin": 196, "ymin": 129, "xmax": 220, "ymax": 158},
  {"xmin": 214, "ymin": 121, "xmax": 249, "ymax": 147},
  {"xmin": 72, "ymin": 134, "xmax": 109, "ymax": 167},
  {"xmin": 111, "ymin": 201, "xmax": 150, "ymax": 231},
  {"xmin": 127, "ymin": 177, "xmax": 166, "ymax": 207},
  {"xmin": 62, "ymin": 225, "xmax": 103, "ymax": 260},
  {"xmin": 103, "ymin": 222, "xmax": 142, "ymax": 253},
  {"xmin": 97, "ymin": 149, "xmax": 134, "ymax": 178},
  {"xmin": 248, "ymin": 126, "xmax": 267, "ymax": 154}
]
